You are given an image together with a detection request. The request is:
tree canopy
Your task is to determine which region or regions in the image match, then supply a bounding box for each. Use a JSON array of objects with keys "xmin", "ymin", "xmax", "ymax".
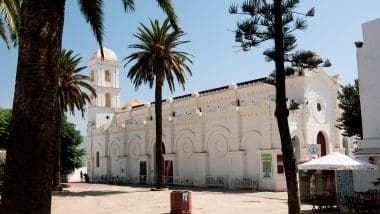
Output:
[
  {"xmin": 264, "ymin": 51, "xmax": 331, "ymax": 84},
  {"xmin": 60, "ymin": 116, "xmax": 86, "ymax": 175},
  {"xmin": 0, "ymin": 107, "xmax": 11, "ymax": 149},
  {"xmin": 0, "ymin": 108, "xmax": 85, "ymax": 174},
  {"xmin": 337, "ymin": 79, "xmax": 362, "ymax": 139}
]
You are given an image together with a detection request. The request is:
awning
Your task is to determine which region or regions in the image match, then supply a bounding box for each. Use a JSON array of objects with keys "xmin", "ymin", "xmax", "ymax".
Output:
[{"xmin": 298, "ymin": 152, "xmax": 377, "ymax": 171}]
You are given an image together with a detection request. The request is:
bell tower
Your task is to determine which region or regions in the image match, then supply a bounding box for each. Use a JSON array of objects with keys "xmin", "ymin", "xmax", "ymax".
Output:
[{"xmin": 87, "ymin": 47, "xmax": 120, "ymax": 128}]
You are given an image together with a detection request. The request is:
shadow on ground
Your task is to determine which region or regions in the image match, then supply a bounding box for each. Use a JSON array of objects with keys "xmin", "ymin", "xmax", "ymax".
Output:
[
  {"xmin": 53, "ymin": 189, "xmax": 149, "ymax": 197},
  {"xmin": 53, "ymin": 190, "xmax": 126, "ymax": 197}
]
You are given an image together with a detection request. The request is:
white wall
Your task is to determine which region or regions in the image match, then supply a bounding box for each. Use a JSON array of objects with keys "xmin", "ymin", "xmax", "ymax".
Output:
[
  {"xmin": 357, "ymin": 18, "xmax": 380, "ymax": 140},
  {"xmin": 87, "ymin": 68, "xmax": 340, "ymax": 191}
]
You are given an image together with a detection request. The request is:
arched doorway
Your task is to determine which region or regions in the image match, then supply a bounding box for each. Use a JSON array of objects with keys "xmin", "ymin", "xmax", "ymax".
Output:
[
  {"xmin": 317, "ymin": 132, "xmax": 327, "ymax": 156},
  {"xmin": 242, "ymin": 131, "xmax": 261, "ymax": 178},
  {"xmin": 291, "ymin": 136, "xmax": 301, "ymax": 161},
  {"xmin": 342, "ymin": 137, "xmax": 349, "ymax": 155}
]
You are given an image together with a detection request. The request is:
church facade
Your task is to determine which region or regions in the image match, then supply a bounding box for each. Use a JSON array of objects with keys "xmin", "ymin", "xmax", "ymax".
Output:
[{"xmin": 86, "ymin": 48, "xmax": 343, "ymax": 191}]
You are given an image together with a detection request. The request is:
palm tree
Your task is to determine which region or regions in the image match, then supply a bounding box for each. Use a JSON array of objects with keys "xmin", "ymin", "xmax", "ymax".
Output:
[
  {"xmin": 52, "ymin": 49, "xmax": 96, "ymax": 191},
  {"xmin": 124, "ymin": 19, "xmax": 192, "ymax": 189},
  {"xmin": 0, "ymin": 0, "xmax": 20, "ymax": 48},
  {"xmin": 0, "ymin": 1, "xmax": 178, "ymax": 212},
  {"xmin": 58, "ymin": 49, "xmax": 95, "ymax": 116}
]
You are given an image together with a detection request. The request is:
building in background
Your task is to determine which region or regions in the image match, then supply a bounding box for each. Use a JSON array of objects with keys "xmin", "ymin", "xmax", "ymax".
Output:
[
  {"xmin": 86, "ymin": 48, "xmax": 342, "ymax": 191},
  {"xmin": 354, "ymin": 18, "xmax": 380, "ymax": 191}
]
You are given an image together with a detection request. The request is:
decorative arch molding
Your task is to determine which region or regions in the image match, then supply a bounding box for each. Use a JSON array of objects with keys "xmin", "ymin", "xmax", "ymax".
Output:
[
  {"xmin": 108, "ymin": 142, "xmax": 121, "ymax": 157},
  {"xmin": 206, "ymin": 125, "xmax": 230, "ymax": 156},
  {"xmin": 93, "ymin": 143, "xmax": 105, "ymax": 156},
  {"xmin": 108, "ymin": 137, "xmax": 122, "ymax": 157},
  {"xmin": 127, "ymin": 135, "xmax": 143, "ymax": 159},
  {"xmin": 129, "ymin": 135, "xmax": 142, "ymax": 141},
  {"xmin": 148, "ymin": 133, "xmax": 168, "ymax": 155},
  {"xmin": 126, "ymin": 134, "xmax": 141, "ymax": 153},
  {"xmin": 174, "ymin": 128, "xmax": 196, "ymax": 153},
  {"xmin": 177, "ymin": 136, "xmax": 194, "ymax": 159},
  {"xmin": 241, "ymin": 130, "xmax": 262, "ymax": 150},
  {"xmin": 205, "ymin": 125, "xmax": 231, "ymax": 146}
]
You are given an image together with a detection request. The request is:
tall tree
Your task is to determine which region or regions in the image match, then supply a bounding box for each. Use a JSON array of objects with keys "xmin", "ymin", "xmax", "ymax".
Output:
[
  {"xmin": 337, "ymin": 79, "xmax": 362, "ymax": 138},
  {"xmin": 1, "ymin": 1, "xmax": 178, "ymax": 212},
  {"xmin": 230, "ymin": 1, "xmax": 316, "ymax": 213},
  {"xmin": 124, "ymin": 19, "xmax": 192, "ymax": 189},
  {"xmin": 52, "ymin": 49, "xmax": 96, "ymax": 191},
  {"xmin": 0, "ymin": 0, "xmax": 20, "ymax": 49}
]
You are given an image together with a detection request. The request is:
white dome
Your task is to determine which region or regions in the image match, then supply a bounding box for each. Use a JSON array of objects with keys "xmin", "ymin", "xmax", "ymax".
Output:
[{"xmin": 91, "ymin": 47, "xmax": 118, "ymax": 61}]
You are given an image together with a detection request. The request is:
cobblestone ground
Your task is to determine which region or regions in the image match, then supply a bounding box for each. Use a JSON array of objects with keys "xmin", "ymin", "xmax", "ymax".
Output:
[{"xmin": 52, "ymin": 183, "xmax": 318, "ymax": 214}]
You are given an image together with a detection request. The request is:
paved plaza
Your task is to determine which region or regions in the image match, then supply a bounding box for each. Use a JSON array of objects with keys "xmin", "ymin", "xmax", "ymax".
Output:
[{"xmin": 52, "ymin": 183, "xmax": 318, "ymax": 214}]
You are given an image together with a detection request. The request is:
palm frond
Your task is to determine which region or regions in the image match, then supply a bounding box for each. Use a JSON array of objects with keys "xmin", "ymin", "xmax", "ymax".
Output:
[
  {"xmin": 1, "ymin": 0, "xmax": 20, "ymax": 47},
  {"xmin": 121, "ymin": 0, "xmax": 135, "ymax": 12},
  {"xmin": 78, "ymin": 0, "xmax": 104, "ymax": 58},
  {"xmin": 0, "ymin": 17, "xmax": 10, "ymax": 49},
  {"xmin": 155, "ymin": 0, "xmax": 178, "ymax": 31}
]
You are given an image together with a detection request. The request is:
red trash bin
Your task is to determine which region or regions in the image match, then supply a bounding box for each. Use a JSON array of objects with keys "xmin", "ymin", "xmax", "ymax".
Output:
[{"xmin": 170, "ymin": 190, "xmax": 192, "ymax": 214}]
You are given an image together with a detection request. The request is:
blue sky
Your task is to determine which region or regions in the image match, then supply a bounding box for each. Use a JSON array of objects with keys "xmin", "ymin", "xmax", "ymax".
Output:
[{"xmin": 1, "ymin": 0, "xmax": 380, "ymax": 135}]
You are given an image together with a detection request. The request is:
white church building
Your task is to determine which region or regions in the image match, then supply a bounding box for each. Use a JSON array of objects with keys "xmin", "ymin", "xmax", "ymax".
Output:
[{"xmin": 86, "ymin": 48, "xmax": 343, "ymax": 191}]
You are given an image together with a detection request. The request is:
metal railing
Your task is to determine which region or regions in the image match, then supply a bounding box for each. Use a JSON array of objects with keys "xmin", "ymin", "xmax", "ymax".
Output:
[
  {"xmin": 229, "ymin": 176, "xmax": 258, "ymax": 191},
  {"xmin": 90, "ymin": 175, "xmax": 258, "ymax": 191},
  {"xmin": 165, "ymin": 176, "xmax": 193, "ymax": 186},
  {"xmin": 206, "ymin": 176, "xmax": 228, "ymax": 188}
]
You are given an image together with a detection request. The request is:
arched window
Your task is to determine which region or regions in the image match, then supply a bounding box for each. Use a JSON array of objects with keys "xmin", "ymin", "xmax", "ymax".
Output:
[
  {"xmin": 90, "ymin": 70, "xmax": 95, "ymax": 81},
  {"xmin": 96, "ymin": 151, "xmax": 100, "ymax": 167},
  {"xmin": 105, "ymin": 70, "xmax": 111, "ymax": 82},
  {"xmin": 105, "ymin": 93, "xmax": 111, "ymax": 107}
]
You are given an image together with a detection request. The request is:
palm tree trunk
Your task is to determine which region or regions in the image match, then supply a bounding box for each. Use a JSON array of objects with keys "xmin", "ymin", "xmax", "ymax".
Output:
[
  {"xmin": 155, "ymin": 75, "xmax": 165, "ymax": 189},
  {"xmin": 52, "ymin": 109, "xmax": 62, "ymax": 191},
  {"xmin": 273, "ymin": 0, "xmax": 301, "ymax": 213},
  {"xmin": 0, "ymin": 1, "xmax": 65, "ymax": 213}
]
